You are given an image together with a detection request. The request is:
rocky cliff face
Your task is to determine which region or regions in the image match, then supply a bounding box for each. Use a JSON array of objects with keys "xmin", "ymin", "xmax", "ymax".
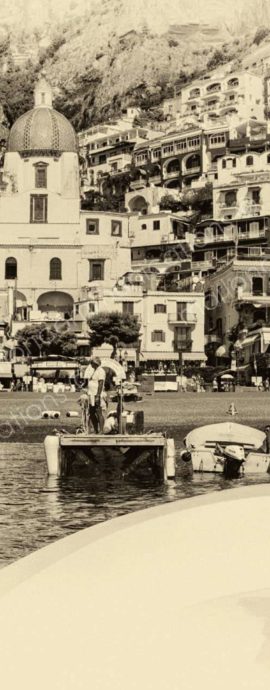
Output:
[{"xmin": 0, "ymin": 0, "xmax": 270, "ymax": 130}]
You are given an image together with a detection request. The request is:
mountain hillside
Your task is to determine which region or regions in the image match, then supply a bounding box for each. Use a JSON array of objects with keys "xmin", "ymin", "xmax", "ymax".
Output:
[{"xmin": 1, "ymin": 0, "xmax": 270, "ymax": 131}]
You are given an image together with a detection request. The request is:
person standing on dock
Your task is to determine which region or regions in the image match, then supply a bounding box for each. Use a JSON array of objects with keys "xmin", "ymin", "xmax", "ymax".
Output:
[{"xmin": 88, "ymin": 357, "xmax": 107, "ymax": 434}]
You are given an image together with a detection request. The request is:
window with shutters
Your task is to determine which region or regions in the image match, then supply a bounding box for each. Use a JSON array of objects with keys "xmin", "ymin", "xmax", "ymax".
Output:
[
  {"xmin": 50, "ymin": 258, "xmax": 62, "ymax": 280},
  {"xmin": 89, "ymin": 260, "xmax": 105, "ymax": 281},
  {"xmin": 122, "ymin": 302, "xmax": 134, "ymax": 315},
  {"xmin": 35, "ymin": 165, "xmax": 47, "ymax": 188},
  {"xmin": 151, "ymin": 330, "xmax": 165, "ymax": 342},
  {"xmin": 30, "ymin": 194, "xmax": 48, "ymax": 223},
  {"xmin": 154, "ymin": 304, "xmax": 166, "ymax": 314}
]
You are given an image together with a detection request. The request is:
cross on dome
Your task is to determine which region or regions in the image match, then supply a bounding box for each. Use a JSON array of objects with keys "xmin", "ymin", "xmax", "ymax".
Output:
[{"xmin": 34, "ymin": 72, "xmax": 53, "ymax": 108}]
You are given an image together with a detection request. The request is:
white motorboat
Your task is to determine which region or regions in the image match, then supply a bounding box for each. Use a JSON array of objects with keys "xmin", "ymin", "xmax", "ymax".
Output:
[
  {"xmin": 1, "ymin": 486, "xmax": 270, "ymax": 690},
  {"xmin": 181, "ymin": 422, "xmax": 270, "ymax": 477}
]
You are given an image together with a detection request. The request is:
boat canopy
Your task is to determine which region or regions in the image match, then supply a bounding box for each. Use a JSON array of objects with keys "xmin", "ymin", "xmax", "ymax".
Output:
[{"xmin": 185, "ymin": 422, "xmax": 265, "ymax": 450}]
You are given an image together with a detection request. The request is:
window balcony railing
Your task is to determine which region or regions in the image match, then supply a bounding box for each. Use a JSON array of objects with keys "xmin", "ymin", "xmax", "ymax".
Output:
[
  {"xmin": 245, "ymin": 204, "xmax": 262, "ymax": 216},
  {"xmin": 182, "ymin": 165, "xmax": 201, "ymax": 175},
  {"xmin": 130, "ymin": 178, "xmax": 146, "ymax": 190},
  {"xmin": 168, "ymin": 313, "xmax": 197, "ymax": 324},
  {"xmin": 188, "ymin": 91, "xmax": 200, "ymax": 100},
  {"xmin": 191, "ymin": 260, "xmax": 214, "ymax": 270},
  {"xmin": 163, "ymin": 169, "xmax": 180, "ymax": 179},
  {"xmin": 148, "ymin": 175, "xmax": 161, "ymax": 184},
  {"xmin": 204, "ymin": 85, "xmax": 222, "ymax": 96}
]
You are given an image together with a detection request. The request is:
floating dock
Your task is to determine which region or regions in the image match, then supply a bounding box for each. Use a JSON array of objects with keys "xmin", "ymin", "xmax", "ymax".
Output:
[{"xmin": 44, "ymin": 433, "xmax": 176, "ymax": 481}]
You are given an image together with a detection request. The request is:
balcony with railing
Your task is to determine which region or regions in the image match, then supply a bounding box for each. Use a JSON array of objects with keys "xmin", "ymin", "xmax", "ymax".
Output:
[
  {"xmin": 168, "ymin": 313, "xmax": 197, "ymax": 324},
  {"xmin": 238, "ymin": 227, "xmax": 265, "ymax": 240},
  {"xmin": 163, "ymin": 168, "xmax": 180, "ymax": 180},
  {"xmin": 203, "ymin": 84, "xmax": 222, "ymax": 96},
  {"xmin": 191, "ymin": 259, "xmax": 215, "ymax": 271},
  {"xmin": 148, "ymin": 174, "xmax": 162, "ymax": 184},
  {"xmin": 235, "ymin": 291, "xmax": 270, "ymax": 305},
  {"xmin": 244, "ymin": 204, "xmax": 262, "ymax": 217},
  {"xmin": 130, "ymin": 178, "xmax": 146, "ymax": 190},
  {"xmin": 188, "ymin": 89, "xmax": 201, "ymax": 100}
]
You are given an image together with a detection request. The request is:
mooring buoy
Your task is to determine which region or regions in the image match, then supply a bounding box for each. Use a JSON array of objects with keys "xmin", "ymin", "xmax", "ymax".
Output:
[{"xmin": 226, "ymin": 402, "xmax": 238, "ymax": 416}]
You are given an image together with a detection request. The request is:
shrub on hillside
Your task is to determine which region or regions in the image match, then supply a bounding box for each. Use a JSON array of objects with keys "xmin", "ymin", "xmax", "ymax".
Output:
[{"xmin": 254, "ymin": 26, "xmax": 270, "ymax": 45}]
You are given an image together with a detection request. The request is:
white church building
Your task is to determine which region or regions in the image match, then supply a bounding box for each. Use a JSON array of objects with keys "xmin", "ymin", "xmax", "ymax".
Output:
[{"xmin": 0, "ymin": 75, "xmax": 131, "ymax": 355}]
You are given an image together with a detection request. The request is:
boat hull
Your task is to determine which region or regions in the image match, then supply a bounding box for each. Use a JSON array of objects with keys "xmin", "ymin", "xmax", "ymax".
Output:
[{"xmin": 190, "ymin": 449, "xmax": 270, "ymax": 475}]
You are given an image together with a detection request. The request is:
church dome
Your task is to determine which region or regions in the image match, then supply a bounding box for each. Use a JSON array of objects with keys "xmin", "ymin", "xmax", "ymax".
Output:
[{"xmin": 7, "ymin": 75, "xmax": 77, "ymax": 155}]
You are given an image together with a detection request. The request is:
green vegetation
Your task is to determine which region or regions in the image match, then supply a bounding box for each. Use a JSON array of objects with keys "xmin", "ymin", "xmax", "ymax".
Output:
[
  {"xmin": 88, "ymin": 312, "xmax": 140, "ymax": 355},
  {"xmin": 160, "ymin": 183, "xmax": 213, "ymax": 221},
  {"xmin": 0, "ymin": 7, "xmax": 253, "ymax": 131},
  {"xmin": 16, "ymin": 324, "xmax": 78, "ymax": 358}
]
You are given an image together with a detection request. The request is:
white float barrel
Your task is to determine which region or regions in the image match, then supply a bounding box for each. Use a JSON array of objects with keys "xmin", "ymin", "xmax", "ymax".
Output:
[
  {"xmin": 44, "ymin": 435, "xmax": 61, "ymax": 475},
  {"xmin": 66, "ymin": 411, "xmax": 79, "ymax": 418},
  {"xmin": 166, "ymin": 438, "xmax": 176, "ymax": 479}
]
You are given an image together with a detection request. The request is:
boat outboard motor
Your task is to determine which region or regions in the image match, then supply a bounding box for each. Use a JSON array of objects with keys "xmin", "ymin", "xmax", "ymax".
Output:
[
  {"xmin": 179, "ymin": 449, "xmax": 193, "ymax": 478},
  {"xmin": 222, "ymin": 445, "xmax": 245, "ymax": 479}
]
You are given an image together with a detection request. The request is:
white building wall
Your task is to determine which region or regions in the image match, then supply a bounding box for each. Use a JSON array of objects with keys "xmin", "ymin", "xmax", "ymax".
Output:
[
  {"xmin": 1, "ymin": 152, "xmax": 80, "ymax": 224},
  {"xmin": 77, "ymin": 289, "xmax": 205, "ymax": 358}
]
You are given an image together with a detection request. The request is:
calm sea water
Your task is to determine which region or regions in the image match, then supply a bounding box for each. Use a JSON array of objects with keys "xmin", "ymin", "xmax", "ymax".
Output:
[{"xmin": 0, "ymin": 430, "xmax": 270, "ymax": 569}]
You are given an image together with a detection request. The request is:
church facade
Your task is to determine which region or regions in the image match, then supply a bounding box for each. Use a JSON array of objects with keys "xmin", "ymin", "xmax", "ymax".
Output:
[{"xmin": 0, "ymin": 76, "xmax": 131, "ymax": 355}]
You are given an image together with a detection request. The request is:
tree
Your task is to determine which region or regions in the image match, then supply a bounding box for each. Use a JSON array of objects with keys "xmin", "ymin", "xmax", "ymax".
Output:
[
  {"xmin": 16, "ymin": 323, "xmax": 78, "ymax": 358},
  {"xmin": 254, "ymin": 26, "xmax": 270, "ymax": 45},
  {"xmin": 160, "ymin": 194, "xmax": 183, "ymax": 213},
  {"xmin": 180, "ymin": 183, "xmax": 213, "ymax": 219},
  {"xmin": 207, "ymin": 49, "xmax": 226, "ymax": 70},
  {"xmin": 88, "ymin": 311, "xmax": 140, "ymax": 356}
]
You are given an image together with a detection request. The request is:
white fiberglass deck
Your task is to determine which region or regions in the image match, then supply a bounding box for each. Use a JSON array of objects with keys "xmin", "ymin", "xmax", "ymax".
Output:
[{"xmin": 1, "ymin": 485, "xmax": 270, "ymax": 689}]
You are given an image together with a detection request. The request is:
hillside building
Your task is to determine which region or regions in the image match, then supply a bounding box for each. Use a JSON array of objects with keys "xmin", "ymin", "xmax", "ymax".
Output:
[
  {"xmin": 204, "ymin": 258, "xmax": 270, "ymax": 379},
  {"xmin": 78, "ymin": 113, "xmax": 159, "ymax": 194},
  {"xmin": 76, "ymin": 285, "xmax": 205, "ymax": 367},
  {"xmin": 177, "ymin": 70, "xmax": 265, "ymax": 126}
]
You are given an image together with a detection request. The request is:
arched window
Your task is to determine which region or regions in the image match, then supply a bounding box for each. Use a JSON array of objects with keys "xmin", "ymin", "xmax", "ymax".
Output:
[
  {"xmin": 185, "ymin": 154, "xmax": 200, "ymax": 170},
  {"xmin": 224, "ymin": 190, "xmax": 237, "ymax": 207},
  {"xmin": 5, "ymin": 257, "xmax": 17, "ymax": 280},
  {"xmin": 50, "ymin": 258, "xmax": 62, "ymax": 280},
  {"xmin": 246, "ymin": 155, "xmax": 254, "ymax": 166}
]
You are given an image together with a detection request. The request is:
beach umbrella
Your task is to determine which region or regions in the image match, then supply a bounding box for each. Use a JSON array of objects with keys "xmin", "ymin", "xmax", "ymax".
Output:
[
  {"xmin": 83, "ymin": 359, "xmax": 126, "ymax": 380},
  {"xmin": 221, "ymin": 373, "xmax": 234, "ymax": 380}
]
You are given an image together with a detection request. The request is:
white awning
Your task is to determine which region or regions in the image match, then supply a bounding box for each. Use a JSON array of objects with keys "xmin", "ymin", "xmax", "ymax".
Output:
[
  {"xmin": 182, "ymin": 352, "xmax": 207, "ymax": 361},
  {"xmin": 140, "ymin": 352, "xmax": 179, "ymax": 361},
  {"xmin": 262, "ymin": 331, "xmax": 270, "ymax": 347}
]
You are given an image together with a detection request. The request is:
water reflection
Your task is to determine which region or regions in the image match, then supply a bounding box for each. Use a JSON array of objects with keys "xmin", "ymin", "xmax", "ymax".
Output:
[{"xmin": 0, "ymin": 441, "xmax": 269, "ymax": 568}]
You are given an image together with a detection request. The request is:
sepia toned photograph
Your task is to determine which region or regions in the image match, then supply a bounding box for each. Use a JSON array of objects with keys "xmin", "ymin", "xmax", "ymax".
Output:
[{"xmin": 0, "ymin": 1, "xmax": 270, "ymax": 687}]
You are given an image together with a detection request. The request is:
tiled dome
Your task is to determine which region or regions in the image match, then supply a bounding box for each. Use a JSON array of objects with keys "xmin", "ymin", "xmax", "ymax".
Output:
[
  {"xmin": 7, "ymin": 107, "xmax": 78, "ymax": 154},
  {"xmin": 7, "ymin": 75, "xmax": 77, "ymax": 154}
]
